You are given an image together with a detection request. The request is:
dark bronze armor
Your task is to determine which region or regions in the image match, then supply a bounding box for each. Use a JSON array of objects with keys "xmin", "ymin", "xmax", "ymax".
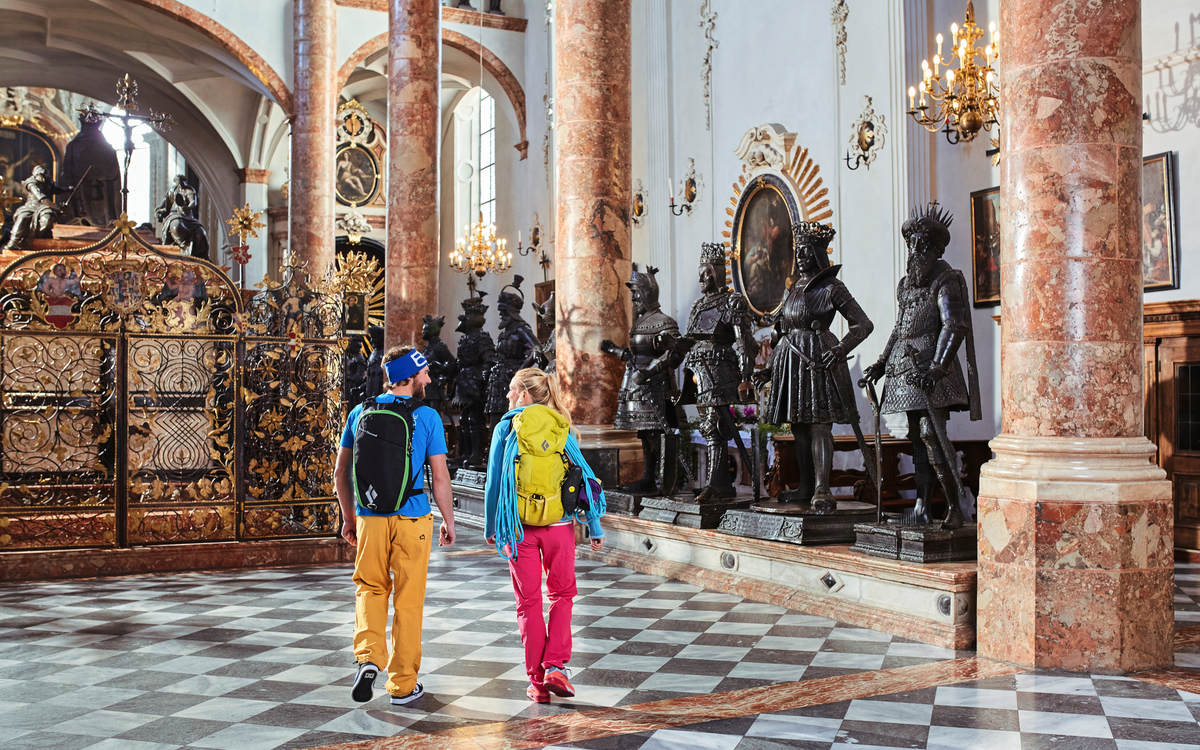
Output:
[
  {"xmin": 523, "ymin": 293, "xmax": 556, "ymax": 374},
  {"xmin": 485, "ymin": 277, "xmax": 538, "ymax": 417},
  {"xmin": 421, "ymin": 314, "xmax": 456, "ymax": 412},
  {"xmin": 452, "ymin": 294, "xmax": 497, "ymax": 468}
]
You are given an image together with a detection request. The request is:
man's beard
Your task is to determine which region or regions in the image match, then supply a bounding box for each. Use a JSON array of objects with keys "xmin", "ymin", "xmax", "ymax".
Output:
[
  {"xmin": 412, "ymin": 381, "xmax": 426, "ymax": 399},
  {"xmin": 907, "ymin": 252, "xmax": 935, "ymax": 286}
]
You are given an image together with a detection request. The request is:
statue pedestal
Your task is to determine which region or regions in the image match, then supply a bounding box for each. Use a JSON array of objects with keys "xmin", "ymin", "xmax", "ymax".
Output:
[
  {"xmin": 604, "ymin": 489, "xmax": 649, "ymax": 516},
  {"xmin": 852, "ymin": 520, "xmax": 978, "ymax": 563},
  {"xmin": 719, "ymin": 500, "xmax": 877, "ymax": 545},
  {"xmin": 638, "ymin": 494, "xmax": 753, "ymax": 529}
]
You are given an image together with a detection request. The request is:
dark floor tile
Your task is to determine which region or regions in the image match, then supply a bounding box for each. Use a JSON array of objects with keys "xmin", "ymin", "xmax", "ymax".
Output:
[
  {"xmin": 94, "ymin": 669, "xmax": 189, "ymax": 691},
  {"xmin": 619, "ymin": 689, "xmax": 692, "ymax": 706},
  {"xmin": 265, "ymin": 620, "xmax": 337, "ymax": 634},
  {"xmin": 87, "ymin": 652, "xmax": 172, "ymax": 671},
  {"xmin": 274, "ymin": 730, "xmax": 377, "ymax": 749},
  {"xmin": 113, "ymin": 716, "xmax": 230, "ymax": 744},
  {"xmin": 683, "ymin": 716, "xmax": 758, "ymax": 734},
  {"xmin": 547, "ymin": 730, "xmax": 654, "ymax": 749},
  {"xmin": 1091, "ymin": 678, "xmax": 1181, "ymax": 700},
  {"xmin": 1106, "ymin": 716, "xmax": 1200, "ymax": 744},
  {"xmin": 658, "ymin": 657, "xmax": 738, "ymax": 677},
  {"xmin": 90, "ymin": 637, "xmax": 169, "ymax": 652},
  {"xmin": 5, "ymin": 703, "xmax": 93, "ymax": 732},
  {"xmin": 283, "ymin": 635, "xmax": 350, "ymax": 652},
  {"xmin": 1016, "ymin": 692, "xmax": 1105, "ymax": 715},
  {"xmin": 0, "ymin": 680, "xmax": 68, "ymax": 704},
  {"xmin": 456, "ymin": 619, "xmax": 520, "ymax": 635},
  {"xmin": 182, "ymin": 628, "xmax": 257, "ymax": 642},
  {"xmin": 778, "ymin": 700, "xmax": 854, "ymax": 719},
  {"xmin": 106, "ymin": 691, "xmax": 211, "ymax": 715},
  {"xmin": 573, "ymin": 668, "xmax": 652, "ymax": 689},
  {"xmin": 191, "ymin": 642, "xmax": 274, "ymax": 660},
  {"xmin": 613, "ymin": 607, "xmax": 680, "ymax": 619},
  {"xmin": 610, "ymin": 640, "xmax": 687, "ymax": 659},
  {"xmin": 647, "ymin": 619, "xmax": 713, "ymax": 633},
  {"xmin": 835, "ymin": 719, "xmax": 929, "ymax": 747},
  {"xmin": 764, "ymin": 626, "xmax": 839, "ymax": 639},
  {"xmin": 77, "ymin": 621, "xmax": 154, "ymax": 636},
  {"xmin": 679, "ymin": 601, "xmax": 738, "ymax": 612},
  {"xmin": 221, "ymin": 679, "xmax": 320, "ymax": 702},
  {"xmin": 690, "ymin": 632, "xmax": 761, "ymax": 649},
  {"xmin": 244, "ymin": 702, "xmax": 351, "ymax": 729},
  {"xmin": 819, "ymin": 639, "xmax": 889, "ymax": 654},
  {"xmin": 573, "ymin": 627, "xmax": 647, "ymax": 641},
  {"xmin": 712, "ymin": 676, "xmax": 782, "ymax": 693},
  {"xmin": 1019, "ymin": 736, "xmax": 1119, "ymax": 750},
  {"xmin": 431, "ymin": 658, "xmax": 516, "ymax": 679},
  {"xmin": 881, "ymin": 656, "xmax": 941, "ymax": 669},
  {"xmin": 733, "ymin": 737, "xmax": 832, "ymax": 750},
  {"xmin": 0, "ymin": 661, "xmax": 72, "ymax": 680},
  {"xmin": 930, "ymin": 704, "xmax": 1019, "ymax": 731},
  {"xmin": 798, "ymin": 667, "xmax": 862, "ymax": 681},
  {"xmin": 308, "ymin": 651, "xmax": 357, "ymax": 668},
  {"xmin": 205, "ymin": 660, "xmax": 295, "ymax": 679},
  {"xmin": 743, "ymin": 648, "xmax": 816, "ymax": 666},
  {"xmin": 860, "ymin": 687, "xmax": 938, "ymax": 704},
  {"xmin": 3, "ymin": 731, "xmax": 98, "ymax": 750},
  {"xmin": 719, "ymin": 613, "xmax": 782, "ymax": 624}
]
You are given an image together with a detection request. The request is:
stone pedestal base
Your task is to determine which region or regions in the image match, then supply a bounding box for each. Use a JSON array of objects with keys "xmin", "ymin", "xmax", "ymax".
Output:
[
  {"xmin": 853, "ymin": 521, "xmax": 978, "ymax": 563},
  {"xmin": 719, "ymin": 501, "xmax": 877, "ymax": 545},
  {"xmin": 575, "ymin": 425, "xmax": 643, "ymax": 487},
  {"xmin": 977, "ymin": 435, "xmax": 1173, "ymax": 673},
  {"xmin": 605, "ymin": 490, "xmax": 648, "ymax": 516},
  {"xmin": 639, "ymin": 494, "xmax": 752, "ymax": 529}
]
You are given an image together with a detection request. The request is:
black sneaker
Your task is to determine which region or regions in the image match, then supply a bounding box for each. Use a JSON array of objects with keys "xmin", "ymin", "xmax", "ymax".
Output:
[
  {"xmin": 390, "ymin": 682, "xmax": 424, "ymax": 705},
  {"xmin": 351, "ymin": 662, "xmax": 378, "ymax": 703}
]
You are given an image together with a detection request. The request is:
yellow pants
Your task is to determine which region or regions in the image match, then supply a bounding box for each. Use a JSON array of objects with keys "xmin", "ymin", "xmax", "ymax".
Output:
[{"xmin": 353, "ymin": 513, "xmax": 433, "ymax": 696}]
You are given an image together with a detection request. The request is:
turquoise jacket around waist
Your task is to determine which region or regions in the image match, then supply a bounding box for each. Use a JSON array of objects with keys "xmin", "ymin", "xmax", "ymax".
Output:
[{"xmin": 483, "ymin": 405, "xmax": 605, "ymax": 556}]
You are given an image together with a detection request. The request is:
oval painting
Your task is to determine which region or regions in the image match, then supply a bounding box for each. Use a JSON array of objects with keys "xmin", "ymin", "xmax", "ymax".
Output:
[
  {"xmin": 335, "ymin": 145, "xmax": 379, "ymax": 207},
  {"xmin": 738, "ymin": 184, "xmax": 794, "ymax": 315}
]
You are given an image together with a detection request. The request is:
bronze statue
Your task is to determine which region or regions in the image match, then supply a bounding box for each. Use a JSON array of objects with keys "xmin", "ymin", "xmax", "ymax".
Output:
[
  {"xmin": 522, "ymin": 292, "xmax": 556, "ymax": 374},
  {"xmin": 484, "ymin": 276, "xmax": 538, "ymax": 423},
  {"xmin": 453, "ymin": 292, "xmax": 497, "ymax": 468},
  {"xmin": 677, "ymin": 243, "xmax": 757, "ymax": 502},
  {"xmin": 755, "ymin": 223, "xmax": 873, "ymax": 510},
  {"xmin": 863, "ymin": 201, "xmax": 980, "ymax": 529},
  {"xmin": 155, "ymin": 175, "xmax": 210, "ymax": 260},
  {"xmin": 601, "ymin": 265, "xmax": 686, "ymax": 494},
  {"xmin": 59, "ymin": 117, "xmax": 120, "ymax": 228},
  {"xmin": 363, "ymin": 325, "xmax": 385, "ymax": 404},
  {"xmin": 3, "ymin": 166, "xmax": 71, "ymax": 252},
  {"xmin": 344, "ymin": 337, "xmax": 367, "ymax": 408},
  {"xmin": 421, "ymin": 314, "xmax": 456, "ymax": 413}
]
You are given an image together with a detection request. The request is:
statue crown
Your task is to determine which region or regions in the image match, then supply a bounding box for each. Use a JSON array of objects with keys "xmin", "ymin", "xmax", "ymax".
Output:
[
  {"xmin": 792, "ymin": 221, "xmax": 836, "ymax": 246},
  {"xmin": 699, "ymin": 242, "xmax": 726, "ymax": 266}
]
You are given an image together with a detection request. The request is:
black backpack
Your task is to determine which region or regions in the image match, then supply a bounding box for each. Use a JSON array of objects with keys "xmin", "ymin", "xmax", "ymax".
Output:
[{"xmin": 352, "ymin": 397, "xmax": 426, "ymax": 513}]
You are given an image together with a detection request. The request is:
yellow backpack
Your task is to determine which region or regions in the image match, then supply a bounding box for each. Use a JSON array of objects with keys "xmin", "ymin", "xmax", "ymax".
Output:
[{"xmin": 511, "ymin": 405, "xmax": 571, "ymax": 526}]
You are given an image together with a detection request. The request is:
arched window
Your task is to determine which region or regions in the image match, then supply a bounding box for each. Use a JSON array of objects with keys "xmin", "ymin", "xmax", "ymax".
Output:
[{"xmin": 479, "ymin": 90, "xmax": 496, "ymax": 226}]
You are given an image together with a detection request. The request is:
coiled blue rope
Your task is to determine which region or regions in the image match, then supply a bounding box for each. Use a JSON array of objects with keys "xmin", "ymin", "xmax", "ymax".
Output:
[{"xmin": 492, "ymin": 427, "xmax": 607, "ymax": 561}]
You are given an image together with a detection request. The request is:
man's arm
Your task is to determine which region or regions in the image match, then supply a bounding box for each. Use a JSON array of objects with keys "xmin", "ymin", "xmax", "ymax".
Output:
[
  {"xmin": 428, "ymin": 454, "xmax": 455, "ymax": 546},
  {"xmin": 334, "ymin": 446, "xmax": 356, "ymax": 546}
]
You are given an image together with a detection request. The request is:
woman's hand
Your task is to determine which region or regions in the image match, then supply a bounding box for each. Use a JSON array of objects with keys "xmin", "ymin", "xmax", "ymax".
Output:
[{"xmin": 590, "ymin": 536, "xmax": 605, "ymax": 551}]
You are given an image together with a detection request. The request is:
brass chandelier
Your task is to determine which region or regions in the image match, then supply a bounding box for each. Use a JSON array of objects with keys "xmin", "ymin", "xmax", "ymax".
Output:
[
  {"xmin": 450, "ymin": 213, "xmax": 512, "ymax": 278},
  {"xmin": 906, "ymin": 1, "xmax": 1000, "ymax": 144}
]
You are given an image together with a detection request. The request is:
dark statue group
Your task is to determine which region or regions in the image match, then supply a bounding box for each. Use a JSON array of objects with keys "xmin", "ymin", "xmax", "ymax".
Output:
[{"xmin": 342, "ymin": 201, "xmax": 977, "ymax": 547}]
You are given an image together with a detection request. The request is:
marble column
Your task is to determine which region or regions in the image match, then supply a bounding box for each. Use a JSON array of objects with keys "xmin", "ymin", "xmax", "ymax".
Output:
[
  {"xmin": 384, "ymin": 0, "xmax": 441, "ymax": 349},
  {"xmin": 977, "ymin": 0, "xmax": 1172, "ymax": 672},
  {"xmin": 554, "ymin": 0, "xmax": 632, "ymax": 428},
  {"xmin": 290, "ymin": 0, "xmax": 337, "ymax": 278}
]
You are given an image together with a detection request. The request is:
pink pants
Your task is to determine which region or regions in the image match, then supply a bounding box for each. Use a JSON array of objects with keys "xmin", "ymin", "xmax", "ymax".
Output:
[{"xmin": 508, "ymin": 522, "xmax": 577, "ymax": 688}]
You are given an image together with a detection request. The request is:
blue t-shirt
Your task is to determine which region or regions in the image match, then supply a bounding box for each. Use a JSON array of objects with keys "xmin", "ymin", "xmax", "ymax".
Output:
[{"xmin": 341, "ymin": 395, "xmax": 447, "ymax": 517}]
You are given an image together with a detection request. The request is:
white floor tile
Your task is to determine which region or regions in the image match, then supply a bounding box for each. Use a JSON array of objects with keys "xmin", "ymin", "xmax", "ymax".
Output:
[
  {"xmin": 747, "ymin": 714, "xmax": 841, "ymax": 742},
  {"xmin": 926, "ymin": 726, "xmax": 1022, "ymax": 750},
  {"xmin": 188, "ymin": 723, "xmax": 308, "ymax": 750},
  {"xmin": 635, "ymin": 672, "xmax": 724, "ymax": 693},
  {"xmin": 1099, "ymin": 696, "xmax": 1196, "ymax": 722},
  {"xmin": 1019, "ymin": 710, "xmax": 1114, "ymax": 738},
  {"xmin": 934, "ymin": 686, "xmax": 1019, "ymax": 709},
  {"xmin": 809, "ymin": 652, "xmax": 886, "ymax": 670},
  {"xmin": 173, "ymin": 696, "xmax": 276, "ymax": 722},
  {"xmin": 844, "ymin": 699, "xmax": 933, "ymax": 725}
]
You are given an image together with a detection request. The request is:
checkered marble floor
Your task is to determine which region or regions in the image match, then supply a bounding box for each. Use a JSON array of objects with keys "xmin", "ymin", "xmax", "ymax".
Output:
[{"xmin": 0, "ymin": 548, "xmax": 963, "ymax": 750}]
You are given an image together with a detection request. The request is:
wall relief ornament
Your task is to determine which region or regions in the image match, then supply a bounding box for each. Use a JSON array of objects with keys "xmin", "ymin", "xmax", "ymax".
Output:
[
  {"xmin": 724, "ymin": 124, "xmax": 832, "ymax": 319},
  {"xmin": 844, "ymin": 95, "xmax": 887, "ymax": 171},
  {"xmin": 832, "ymin": 0, "xmax": 849, "ymax": 86},
  {"xmin": 699, "ymin": 0, "xmax": 719, "ymax": 131}
]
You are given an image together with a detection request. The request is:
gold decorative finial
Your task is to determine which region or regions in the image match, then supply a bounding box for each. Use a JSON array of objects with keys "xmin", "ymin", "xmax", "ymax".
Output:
[{"xmin": 226, "ymin": 203, "xmax": 266, "ymax": 244}]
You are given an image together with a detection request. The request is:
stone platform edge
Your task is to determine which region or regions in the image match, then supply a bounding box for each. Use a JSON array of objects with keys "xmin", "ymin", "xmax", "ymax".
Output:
[{"xmin": 0, "ymin": 537, "xmax": 354, "ymax": 582}]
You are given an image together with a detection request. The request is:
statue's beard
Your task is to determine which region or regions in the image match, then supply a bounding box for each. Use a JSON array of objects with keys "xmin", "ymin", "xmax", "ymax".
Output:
[{"xmin": 906, "ymin": 253, "xmax": 935, "ymax": 286}]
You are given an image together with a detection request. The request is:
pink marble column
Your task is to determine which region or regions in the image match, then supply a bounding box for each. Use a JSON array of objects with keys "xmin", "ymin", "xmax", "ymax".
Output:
[
  {"xmin": 290, "ymin": 0, "xmax": 337, "ymax": 278},
  {"xmin": 554, "ymin": 0, "xmax": 632, "ymax": 427},
  {"xmin": 384, "ymin": 0, "xmax": 441, "ymax": 349},
  {"xmin": 977, "ymin": 0, "xmax": 1173, "ymax": 672}
]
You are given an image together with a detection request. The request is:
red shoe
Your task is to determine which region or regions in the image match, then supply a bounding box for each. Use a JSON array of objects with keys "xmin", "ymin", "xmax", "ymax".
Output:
[
  {"xmin": 527, "ymin": 684, "xmax": 551, "ymax": 703},
  {"xmin": 543, "ymin": 667, "xmax": 575, "ymax": 698}
]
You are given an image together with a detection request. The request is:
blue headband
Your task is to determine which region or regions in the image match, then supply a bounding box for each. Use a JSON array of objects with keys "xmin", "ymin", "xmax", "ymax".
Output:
[{"xmin": 384, "ymin": 349, "xmax": 428, "ymax": 384}]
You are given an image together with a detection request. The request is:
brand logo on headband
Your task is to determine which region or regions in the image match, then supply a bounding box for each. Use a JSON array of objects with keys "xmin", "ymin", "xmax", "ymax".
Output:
[{"xmin": 384, "ymin": 349, "xmax": 429, "ymax": 384}]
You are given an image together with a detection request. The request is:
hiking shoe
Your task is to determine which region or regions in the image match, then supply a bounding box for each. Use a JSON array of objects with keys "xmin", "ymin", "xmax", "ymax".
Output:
[
  {"xmin": 390, "ymin": 682, "xmax": 424, "ymax": 705},
  {"xmin": 351, "ymin": 662, "xmax": 378, "ymax": 703},
  {"xmin": 527, "ymin": 683, "xmax": 551, "ymax": 703},
  {"xmin": 543, "ymin": 666, "xmax": 575, "ymax": 697}
]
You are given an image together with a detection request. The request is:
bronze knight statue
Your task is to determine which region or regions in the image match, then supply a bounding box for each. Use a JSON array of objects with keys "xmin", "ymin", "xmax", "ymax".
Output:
[
  {"xmin": 756, "ymin": 222, "xmax": 874, "ymax": 511},
  {"xmin": 485, "ymin": 276, "xmax": 539, "ymax": 425},
  {"xmin": 60, "ymin": 116, "xmax": 120, "ymax": 228},
  {"xmin": 863, "ymin": 201, "xmax": 980, "ymax": 529},
  {"xmin": 421, "ymin": 314, "xmax": 457, "ymax": 413},
  {"xmin": 677, "ymin": 243, "xmax": 758, "ymax": 502},
  {"xmin": 601, "ymin": 265, "xmax": 687, "ymax": 494},
  {"xmin": 522, "ymin": 292, "xmax": 556, "ymax": 374},
  {"xmin": 453, "ymin": 293, "xmax": 498, "ymax": 468},
  {"xmin": 155, "ymin": 175, "xmax": 210, "ymax": 260},
  {"xmin": 3, "ymin": 166, "xmax": 71, "ymax": 252}
]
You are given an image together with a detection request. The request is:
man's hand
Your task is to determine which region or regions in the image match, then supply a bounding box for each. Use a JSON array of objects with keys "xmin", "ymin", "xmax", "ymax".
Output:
[
  {"xmin": 919, "ymin": 364, "xmax": 948, "ymax": 393},
  {"xmin": 340, "ymin": 520, "xmax": 357, "ymax": 546},
  {"xmin": 751, "ymin": 367, "xmax": 772, "ymax": 388},
  {"xmin": 863, "ymin": 359, "xmax": 886, "ymax": 384},
  {"xmin": 820, "ymin": 344, "xmax": 846, "ymax": 370},
  {"xmin": 590, "ymin": 536, "xmax": 605, "ymax": 552},
  {"xmin": 439, "ymin": 521, "xmax": 455, "ymax": 547},
  {"xmin": 631, "ymin": 368, "xmax": 651, "ymax": 385}
]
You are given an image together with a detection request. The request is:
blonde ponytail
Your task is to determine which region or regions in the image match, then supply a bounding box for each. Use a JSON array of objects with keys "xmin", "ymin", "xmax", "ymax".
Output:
[{"xmin": 511, "ymin": 367, "xmax": 572, "ymax": 428}]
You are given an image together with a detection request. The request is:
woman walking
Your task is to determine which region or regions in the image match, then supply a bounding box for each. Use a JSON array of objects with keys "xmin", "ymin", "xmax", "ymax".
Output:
[{"xmin": 484, "ymin": 368, "xmax": 605, "ymax": 703}]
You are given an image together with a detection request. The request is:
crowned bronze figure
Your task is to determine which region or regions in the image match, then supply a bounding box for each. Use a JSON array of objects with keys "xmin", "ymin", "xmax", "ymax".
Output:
[
  {"xmin": 4, "ymin": 166, "xmax": 71, "ymax": 252},
  {"xmin": 484, "ymin": 276, "xmax": 539, "ymax": 423},
  {"xmin": 863, "ymin": 201, "xmax": 980, "ymax": 529},
  {"xmin": 677, "ymin": 243, "xmax": 758, "ymax": 502},
  {"xmin": 421, "ymin": 314, "xmax": 457, "ymax": 413},
  {"xmin": 522, "ymin": 293, "xmax": 556, "ymax": 374},
  {"xmin": 60, "ymin": 116, "xmax": 120, "ymax": 228},
  {"xmin": 756, "ymin": 222, "xmax": 874, "ymax": 511},
  {"xmin": 453, "ymin": 292, "xmax": 498, "ymax": 468},
  {"xmin": 601, "ymin": 265, "xmax": 687, "ymax": 495}
]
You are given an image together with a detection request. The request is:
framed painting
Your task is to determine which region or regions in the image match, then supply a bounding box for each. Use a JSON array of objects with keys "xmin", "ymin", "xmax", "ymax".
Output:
[
  {"xmin": 970, "ymin": 187, "xmax": 1001, "ymax": 308},
  {"xmin": 730, "ymin": 173, "xmax": 799, "ymax": 317},
  {"xmin": 1142, "ymin": 152, "xmax": 1179, "ymax": 292},
  {"xmin": 335, "ymin": 144, "xmax": 380, "ymax": 208}
]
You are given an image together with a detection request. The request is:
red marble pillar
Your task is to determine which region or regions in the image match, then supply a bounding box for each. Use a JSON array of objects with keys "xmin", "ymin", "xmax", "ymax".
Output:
[
  {"xmin": 384, "ymin": 0, "xmax": 441, "ymax": 349},
  {"xmin": 977, "ymin": 0, "xmax": 1172, "ymax": 672},
  {"xmin": 554, "ymin": 0, "xmax": 632, "ymax": 427},
  {"xmin": 290, "ymin": 0, "xmax": 337, "ymax": 278}
]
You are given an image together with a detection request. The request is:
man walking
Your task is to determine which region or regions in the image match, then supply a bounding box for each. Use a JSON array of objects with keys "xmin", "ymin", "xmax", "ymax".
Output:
[{"xmin": 335, "ymin": 345, "xmax": 456, "ymax": 705}]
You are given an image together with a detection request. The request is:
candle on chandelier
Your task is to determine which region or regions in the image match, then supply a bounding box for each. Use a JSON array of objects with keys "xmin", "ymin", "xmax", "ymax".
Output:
[
  {"xmin": 908, "ymin": 86, "xmax": 916, "ymax": 109},
  {"xmin": 936, "ymin": 33, "xmax": 943, "ymax": 57}
]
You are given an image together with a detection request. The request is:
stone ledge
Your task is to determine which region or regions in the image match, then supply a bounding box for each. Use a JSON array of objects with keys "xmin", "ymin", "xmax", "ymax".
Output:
[
  {"xmin": 0, "ymin": 537, "xmax": 353, "ymax": 582},
  {"xmin": 981, "ymin": 434, "xmax": 1170, "ymax": 502}
]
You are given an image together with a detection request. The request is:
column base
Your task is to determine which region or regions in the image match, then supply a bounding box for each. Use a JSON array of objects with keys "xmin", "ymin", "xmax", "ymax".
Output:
[{"xmin": 977, "ymin": 435, "xmax": 1173, "ymax": 673}]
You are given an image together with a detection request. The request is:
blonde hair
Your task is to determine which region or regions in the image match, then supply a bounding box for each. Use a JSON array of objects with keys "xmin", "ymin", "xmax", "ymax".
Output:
[{"xmin": 511, "ymin": 367, "xmax": 571, "ymax": 427}]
